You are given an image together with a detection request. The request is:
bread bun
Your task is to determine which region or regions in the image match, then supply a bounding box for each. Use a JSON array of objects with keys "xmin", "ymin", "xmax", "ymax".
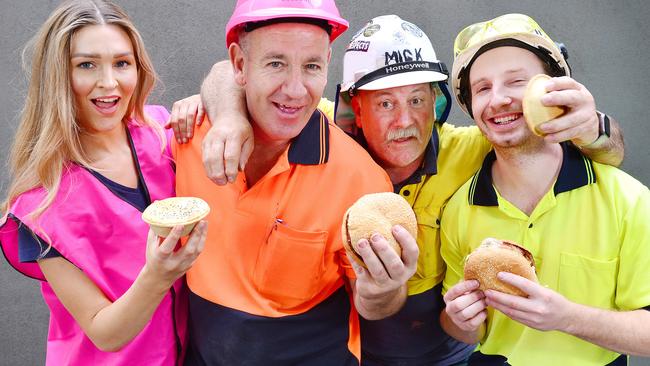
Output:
[
  {"xmin": 522, "ymin": 74, "xmax": 566, "ymax": 136},
  {"xmin": 341, "ymin": 192, "xmax": 417, "ymax": 268},
  {"xmin": 464, "ymin": 238, "xmax": 537, "ymax": 296}
]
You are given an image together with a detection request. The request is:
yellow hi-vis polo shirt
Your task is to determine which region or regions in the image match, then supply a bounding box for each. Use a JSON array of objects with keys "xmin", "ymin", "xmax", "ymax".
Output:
[
  {"xmin": 441, "ymin": 143, "xmax": 650, "ymax": 366},
  {"xmin": 397, "ymin": 122, "xmax": 491, "ymax": 295}
]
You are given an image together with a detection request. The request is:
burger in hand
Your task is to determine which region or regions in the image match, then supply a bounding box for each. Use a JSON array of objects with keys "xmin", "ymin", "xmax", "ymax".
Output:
[
  {"xmin": 341, "ymin": 192, "xmax": 417, "ymax": 268},
  {"xmin": 464, "ymin": 238, "xmax": 537, "ymax": 297}
]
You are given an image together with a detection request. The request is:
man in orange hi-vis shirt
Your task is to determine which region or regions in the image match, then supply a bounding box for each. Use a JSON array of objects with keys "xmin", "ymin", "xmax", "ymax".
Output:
[{"xmin": 172, "ymin": 1, "xmax": 419, "ymax": 365}]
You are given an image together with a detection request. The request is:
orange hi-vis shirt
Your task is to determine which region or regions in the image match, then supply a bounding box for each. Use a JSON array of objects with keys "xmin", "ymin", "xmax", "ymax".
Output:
[{"xmin": 173, "ymin": 110, "xmax": 392, "ymax": 364}]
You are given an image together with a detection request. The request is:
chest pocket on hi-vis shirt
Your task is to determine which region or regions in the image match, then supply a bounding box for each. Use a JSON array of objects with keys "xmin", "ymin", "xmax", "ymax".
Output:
[
  {"xmin": 253, "ymin": 220, "xmax": 329, "ymax": 309},
  {"xmin": 414, "ymin": 207, "xmax": 445, "ymax": 283},
  {"xmin": 558, "ymin": 252, "xmax": 618, "ymax": 309}
]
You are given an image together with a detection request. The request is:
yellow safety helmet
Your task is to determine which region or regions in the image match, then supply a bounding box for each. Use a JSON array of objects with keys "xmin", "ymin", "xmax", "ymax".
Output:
[{"xmin": 451, "ymin": 13, "xmax": 571, "ymax": 118}]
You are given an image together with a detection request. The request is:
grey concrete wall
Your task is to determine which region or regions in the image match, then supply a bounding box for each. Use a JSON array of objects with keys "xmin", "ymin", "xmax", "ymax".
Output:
[{"xmin": 1, "ymin": 1, "xmax": 648, "ymax": 365}]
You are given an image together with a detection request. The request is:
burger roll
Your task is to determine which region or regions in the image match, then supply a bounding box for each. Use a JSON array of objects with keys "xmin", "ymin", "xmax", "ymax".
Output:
[
  {"xmin": 464, "ymin": 238, "xmax": 537, "ymax": 297},
  {"xmin": 341, "ymin": 192, "xmax": 417, "ymax": 269},
  {"xmin": 522, "ymin": 74, "xmax": 566, "ymax": 136}
]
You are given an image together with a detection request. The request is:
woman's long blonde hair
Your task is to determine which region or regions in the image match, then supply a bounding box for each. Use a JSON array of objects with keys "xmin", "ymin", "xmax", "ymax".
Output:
[{"xmin": 2, "ymin": 0, "xmax": 162, "ymax": 220}]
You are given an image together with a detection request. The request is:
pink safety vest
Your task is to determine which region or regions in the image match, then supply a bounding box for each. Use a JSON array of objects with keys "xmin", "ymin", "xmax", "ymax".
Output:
[{"xmin": 0, "ymin": 105, "xmax": 187, "ymax": 366}]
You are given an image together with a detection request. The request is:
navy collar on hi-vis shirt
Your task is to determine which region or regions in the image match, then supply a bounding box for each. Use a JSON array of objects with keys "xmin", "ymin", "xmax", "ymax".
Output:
[
  {"xmin": 288, "ymin": 109, "xmax": 330, "ymax": 165},
  {"xmin": 469, "ymin": 142, "xmax": 596, "ymax": 206}
]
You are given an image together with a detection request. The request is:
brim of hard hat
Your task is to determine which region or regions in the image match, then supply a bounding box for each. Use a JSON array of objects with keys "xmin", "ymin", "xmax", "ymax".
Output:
[
  {"xmin": 226, "ymin": 9, "xmax": 349, "ymax": 46},
  {"xmin": 356, "ymin": 70, "xmax": 448, "ymax": 91}
]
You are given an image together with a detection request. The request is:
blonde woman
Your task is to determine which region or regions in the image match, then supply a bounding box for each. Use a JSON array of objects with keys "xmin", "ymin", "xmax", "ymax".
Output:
[{"xmin": 0, "ymin": 1, "xmax": 206, "ymax": 364}]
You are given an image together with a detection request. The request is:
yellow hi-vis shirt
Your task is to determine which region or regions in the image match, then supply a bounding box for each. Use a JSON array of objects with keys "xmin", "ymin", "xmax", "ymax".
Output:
[
  {"xmin": 318, "ymin": 98, "xmax": 492, "ymax": 295},
  {"xmin": 398, "ymin": 122, "xmax": 491, "ymax": 295},
  {"xmin": 441, "ymin": 144, "xmax": 650, "ymax": 366}
]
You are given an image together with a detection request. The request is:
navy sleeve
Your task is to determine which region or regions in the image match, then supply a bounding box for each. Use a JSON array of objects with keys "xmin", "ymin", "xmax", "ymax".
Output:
[{"xmin": 16, "ymin": 220, "xmax": 61, "ymax": 262}]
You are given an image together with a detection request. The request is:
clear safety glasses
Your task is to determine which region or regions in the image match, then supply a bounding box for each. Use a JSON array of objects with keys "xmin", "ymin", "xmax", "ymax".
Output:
[{"xmin": 454, "ymin": 13, "xmax": 551, "ymax": 58}]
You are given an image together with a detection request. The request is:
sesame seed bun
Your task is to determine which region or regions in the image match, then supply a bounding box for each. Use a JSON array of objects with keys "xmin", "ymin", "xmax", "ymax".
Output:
[
  {"xmin": 522, "ymin": 74, "xmax": 566, "ymax": 136},
  {"xmin": 341, "ymin": 192, "xmax": 417, "ymax": 268},
  {"xmin": 464, "ymin": 238, "xmax": 537, "ymax": 297}
]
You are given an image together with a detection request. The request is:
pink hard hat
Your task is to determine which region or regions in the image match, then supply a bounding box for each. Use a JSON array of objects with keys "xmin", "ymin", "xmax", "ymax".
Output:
[{"xmin": 225, "ymin": 0, "xmax": 349, "ymax": 47}]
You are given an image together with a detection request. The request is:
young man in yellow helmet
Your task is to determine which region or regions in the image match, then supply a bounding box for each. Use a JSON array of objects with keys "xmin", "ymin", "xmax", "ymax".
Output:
[
  {"xmin": 171, "ymin": 12, "xmax": 626, "ymax": 365},
  {"xmin": 440, "ymin": 13, "xmax": 650, "ymax": 365}
]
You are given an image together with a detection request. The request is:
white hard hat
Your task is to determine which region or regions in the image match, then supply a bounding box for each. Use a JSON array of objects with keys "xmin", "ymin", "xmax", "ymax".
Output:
[
  {"xmin": 341, "ymin": 15, "xmax": 448, "ymax": 94},
  {"xmin": 335, "ymin": 15, "xmax": 452, "ymax": 135}
]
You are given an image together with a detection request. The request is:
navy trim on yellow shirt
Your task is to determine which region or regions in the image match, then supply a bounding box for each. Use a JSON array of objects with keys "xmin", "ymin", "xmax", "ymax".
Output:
[
  {"xmin": 469, "ymin": 143, "xmax": 596, "ymax": 207},
  {"xmin": 468, "ymin": 352, "xmax": 626, "ymax": 366}
]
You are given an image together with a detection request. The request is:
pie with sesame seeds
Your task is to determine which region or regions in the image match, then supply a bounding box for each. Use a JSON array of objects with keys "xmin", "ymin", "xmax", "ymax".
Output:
[{"xmin": 142, "ymin": 197, "xmax": 210, "ymax": 237}]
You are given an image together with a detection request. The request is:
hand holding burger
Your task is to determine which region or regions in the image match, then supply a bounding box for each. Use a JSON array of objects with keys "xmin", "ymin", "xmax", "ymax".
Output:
[
  {"xmin": 464, "ymin": 238, "xmax": 537, "ymax": 297},
  {"xmin": 445, "ymin": 239, "xmax": 574, "ymax": 338},
  {"xmin": 341, "ymin": 192, "xmax": 419, "ymax": 320},
  {"xmin": 342, "ymin": 192, "xmax": 418, "ymax": 268}
]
